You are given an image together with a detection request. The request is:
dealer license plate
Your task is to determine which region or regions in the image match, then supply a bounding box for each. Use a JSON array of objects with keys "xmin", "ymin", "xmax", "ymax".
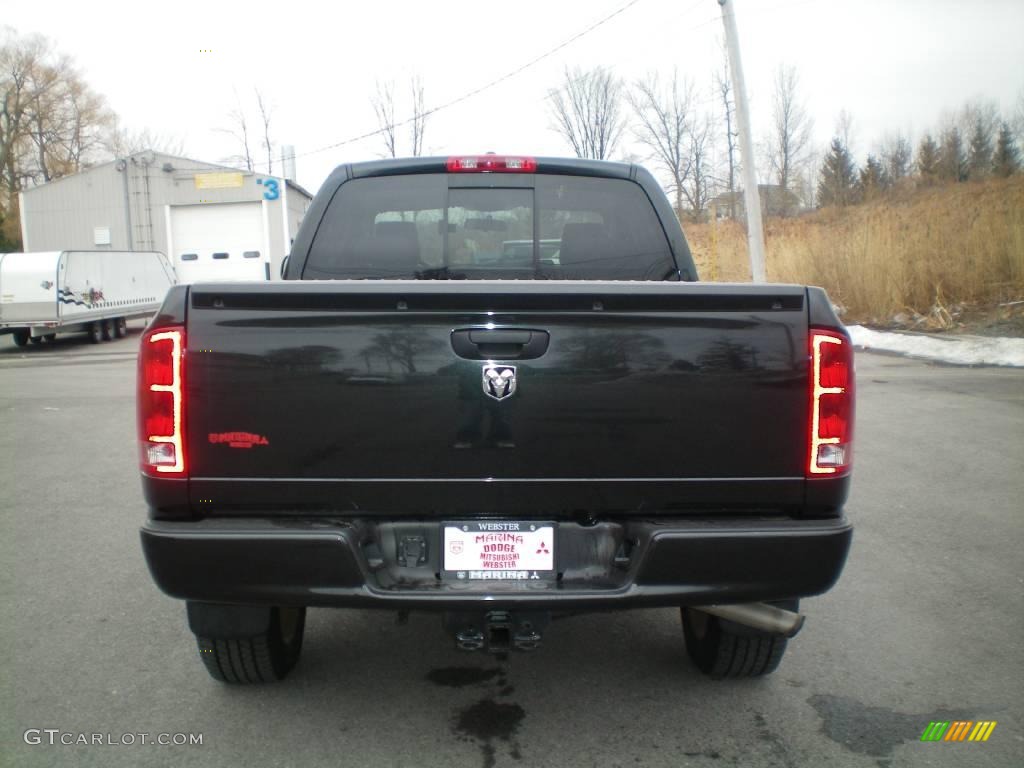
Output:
[{"xmin": 442, "ymin": 521, "xmax": 556, "ymax": 582}]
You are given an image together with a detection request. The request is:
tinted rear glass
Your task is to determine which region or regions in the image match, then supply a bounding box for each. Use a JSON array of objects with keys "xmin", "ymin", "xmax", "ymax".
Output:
[{"xmin": 303, "ymin": 174, "xmax": 675, "ymax": 280}]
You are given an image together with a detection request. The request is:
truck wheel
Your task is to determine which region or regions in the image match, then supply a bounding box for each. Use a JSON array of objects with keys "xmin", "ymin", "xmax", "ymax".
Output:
[
  {"xmin": 681, "ymin": 601, "xmax": 796, "ymax": 679},
  {"xmin": 194, "ymin": 606, "xmax": 306, "ymax": 684},
  {"xmin": 114, "ymin": 317, "xmax": 127, "ymax": 338},
  {"xmin": 13, "ymin": 330, "xmax": 30, "ymax": 347},
  {"xmin": 44, "ymin": 333, "xmax": 56, "ymax": 342},
  {"xmin": 101, "ymin": 319, "xmax": 114, "ymax": 341},
  {"xmin": 29, "ymin": 335, "xmax": 42, "ymax": 345},
  {"xmin": 88, "ymin": 322, "xmax": 103, "ymax": 344}
]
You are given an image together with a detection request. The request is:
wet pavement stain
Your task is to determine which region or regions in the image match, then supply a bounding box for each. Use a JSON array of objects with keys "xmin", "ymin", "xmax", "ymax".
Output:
[
  {"xmin": 427, "ymin": 666, "xmax": 502, "ymax": 687},
  {"xmin": 454, "ymin": 697, "xmax": 525, "ymax": 768},
  {"xmin": 808, "ymin": 694, "xmax": 963, "ymax": 766}
]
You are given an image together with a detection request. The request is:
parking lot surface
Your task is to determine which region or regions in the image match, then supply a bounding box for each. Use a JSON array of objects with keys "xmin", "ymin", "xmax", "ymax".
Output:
[{"xmin": 2, "ymin": 326, "xmax": 1022, "ymax": 767}]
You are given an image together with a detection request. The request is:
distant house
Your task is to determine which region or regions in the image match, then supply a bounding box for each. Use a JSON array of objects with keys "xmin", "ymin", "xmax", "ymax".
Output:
[{"xmin": 709, "ymin": 184, "xmax": 802, "ymax": 219}]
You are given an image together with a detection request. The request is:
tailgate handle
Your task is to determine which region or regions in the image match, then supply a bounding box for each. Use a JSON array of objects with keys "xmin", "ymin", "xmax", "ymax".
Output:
[{"xmin": 451, "ymin": 329, "xmax": 550, "ymax": 360}]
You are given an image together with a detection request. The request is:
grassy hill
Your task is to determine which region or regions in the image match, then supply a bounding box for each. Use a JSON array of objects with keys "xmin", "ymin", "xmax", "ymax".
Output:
[{"xmin": 684, "ymin": 176, "xmax": 1024, "ymax": 327}]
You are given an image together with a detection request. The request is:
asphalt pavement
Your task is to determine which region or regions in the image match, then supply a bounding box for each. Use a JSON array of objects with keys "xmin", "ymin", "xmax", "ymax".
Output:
[{"xmin": 2, "ymin": 325, "xmax": 1022, "ymax": 768}]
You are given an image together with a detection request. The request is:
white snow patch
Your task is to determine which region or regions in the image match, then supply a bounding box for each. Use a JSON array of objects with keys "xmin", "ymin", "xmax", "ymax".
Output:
[{"xmin": 847, "ymin": 325, "xmax": 1024, "ymax": 368}]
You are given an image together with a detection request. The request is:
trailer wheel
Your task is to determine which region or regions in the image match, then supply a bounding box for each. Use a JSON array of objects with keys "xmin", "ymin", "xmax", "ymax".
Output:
[
  {"xmin": 101, "ymin": 319, "xmax": 114, "ymax": 341},
  {"xmin": 88, "ymin": 322, "xmax": 103, "ymax": 344},
  {"xmin": 192, "ymin": 606, "xmax": 306, "ymax": 684},
  {"xmin": 44, "ymin": 334, "xmax": 56, "ymax": 342},
  {"xmin": 681, "ymin": 600, "xmax": 797, "ymax": 679},
  {"xmin": 13, "ymin": 330, "xmax": 30, "ymax": 347},
  {"xmin": 114, "ymin": 317, "xmax": 127, "ymax": 338},
  {"xmin": 29, "ymin": 335, "xmax": 43, "ymax": 345}
]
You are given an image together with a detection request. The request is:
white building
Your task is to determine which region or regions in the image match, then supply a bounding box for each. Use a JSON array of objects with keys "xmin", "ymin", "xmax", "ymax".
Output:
[{"xmin": 18, "ymin": 151, "xmax": 313, "ymax": 282}]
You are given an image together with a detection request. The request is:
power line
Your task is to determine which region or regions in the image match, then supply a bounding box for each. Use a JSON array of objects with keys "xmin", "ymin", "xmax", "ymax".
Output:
[
  {"xmin": 284, "ymin": 0, "xmax": 648, "ymax": 163},
  {"xmin": 280, "ymin": 0, "xmax": 818, "ymax": 168},
  {"xmin": 539, "ymin": 0, "xmax": 708, "ymax": 103}
]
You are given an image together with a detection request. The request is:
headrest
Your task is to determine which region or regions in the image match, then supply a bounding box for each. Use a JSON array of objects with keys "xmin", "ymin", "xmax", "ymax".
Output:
[{"xmin": 559, "ymin": 222, "xmax": 609, "ymax": 267}]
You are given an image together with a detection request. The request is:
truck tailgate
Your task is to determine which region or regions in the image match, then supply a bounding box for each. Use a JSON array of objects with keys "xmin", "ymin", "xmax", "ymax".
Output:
[{"xmin": 184, "ymin": 281, "xmax": 809, "ymax": 515}]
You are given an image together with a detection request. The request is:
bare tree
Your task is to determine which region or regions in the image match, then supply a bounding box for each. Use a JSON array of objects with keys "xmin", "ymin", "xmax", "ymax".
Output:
[
  {"xmin": 957, "ymin": 100, "xmax": 1000, "ymax": 141},
  {"xmin": 12, "ymin": 43, "xmax": 113, "ymax": 184},
  {"xmin": 548, "ymin": 66, "xmax": 624, "ymax": 161},
  {"xmin": 1, "ymin": 28, "xmax": 114, "ymax": 245},
  {"xmin": 410, "ymin": 77, "xmax": 427, "ymax": 157},
  {"xmin": 0, "ymin": 28, "xmax": 40, "ymax": 201},
  {"xmin": 878, "ymin": 132, "xmax": 912, "ymax": 184},
  {"xmin": 61, "ymin": 76, "xmax": 113, "ymax": 172},
  {"xmin": 799, "ymin": 145, "xmax": 822, "ymax": 209},
  {"xmin": 371, "ymin": 80, "xmax": 397, "ymax": 158},
  {"xmin": 26, "ymin": 53, "xmax": 65, "ymax": 182},
  {"xmin": 255, "ymin": 88, "xmax": 274, "ymax": 174},
  {"xmin": 627, "ymin": 70, "xmax": 693, "ymax": 216},
  {"xmin": 835, "ymin": 109, "xmax": 855, "ymax": 155},
  {"xmin": 218, "ymin": 92, "xmax": 253, "ymax": 171},
  {"xmin": 767, "ymin": 64, "xmax": 813, "ymax": 213},
  {"xmin": 715, "ymin": 55, "xmax": 739, "ymax": 218},
  {"xmin": 369, "ymin": 78, "xmax": 428, "ymax": 158},
  {"xmin": 105, "ymin": 125, "xmax": 185, "ymax": 157},
  {"xmin": 683, "ymin": 113, "xmax": 712, "ymax": 220}
]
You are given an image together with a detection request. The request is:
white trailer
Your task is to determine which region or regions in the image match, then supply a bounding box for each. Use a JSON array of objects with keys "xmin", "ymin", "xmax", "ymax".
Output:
[{"xmin": 0, "ymin": 250, "xmax": 176, "ymax": 346}]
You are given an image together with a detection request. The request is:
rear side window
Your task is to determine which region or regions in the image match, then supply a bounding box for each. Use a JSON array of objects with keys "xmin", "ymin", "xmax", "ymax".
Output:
[{"xmin": 304, "ymin": 174, "xmax": 675, "ymax": 280}]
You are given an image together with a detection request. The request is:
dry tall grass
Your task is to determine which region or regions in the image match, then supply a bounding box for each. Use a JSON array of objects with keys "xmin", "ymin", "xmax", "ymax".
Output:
[{"xmin": 684, "ymin": 176, "xmax": 1024, "ymax": 324}]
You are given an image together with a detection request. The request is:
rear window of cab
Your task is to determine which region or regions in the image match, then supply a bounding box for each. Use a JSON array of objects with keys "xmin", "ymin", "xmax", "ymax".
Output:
[{"xmin": 303, "ymin": 174, "xmax": 676, "ymax": 280}]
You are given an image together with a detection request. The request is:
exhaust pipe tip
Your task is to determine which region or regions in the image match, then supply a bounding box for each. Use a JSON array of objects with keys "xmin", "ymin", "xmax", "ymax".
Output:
[{"xmin": 695, "ymin": 603, "xmax": 805, "ymax": 638}]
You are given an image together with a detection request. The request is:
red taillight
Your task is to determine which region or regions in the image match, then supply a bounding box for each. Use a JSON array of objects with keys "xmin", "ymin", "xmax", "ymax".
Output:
[
  {"xmin": 446, "ymin": 155, "xmax": 537, "ymax": 173},
  {"xmin": 808, "ymin": 328, "xmax": 854, "ymax": 476},
  {"xmin": 138, "ymin": 326, "xmax": 185, "ymax": 475}
]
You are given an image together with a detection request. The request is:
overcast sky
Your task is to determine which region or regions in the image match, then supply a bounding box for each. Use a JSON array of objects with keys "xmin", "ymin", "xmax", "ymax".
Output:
[{"xmin": 6, "ymin": 0, "xmax": 1024, "ymax": 193}]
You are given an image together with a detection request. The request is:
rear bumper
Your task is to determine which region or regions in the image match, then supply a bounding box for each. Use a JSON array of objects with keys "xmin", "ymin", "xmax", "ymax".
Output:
[{"xmin": 140, "ymin": 516, "xmax": 852, "ymax": 610}]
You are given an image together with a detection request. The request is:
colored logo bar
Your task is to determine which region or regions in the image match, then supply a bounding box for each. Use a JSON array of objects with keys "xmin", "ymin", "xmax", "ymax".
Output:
[{"xmin": 921, "ymin": 721, "xmax": 997, "ymax": 742}]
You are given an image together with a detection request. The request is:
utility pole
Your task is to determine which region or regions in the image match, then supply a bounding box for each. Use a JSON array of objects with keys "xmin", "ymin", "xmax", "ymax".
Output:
[{"xmin": 718, "ymin": 0, "xmax": 766, "ymax": 282}]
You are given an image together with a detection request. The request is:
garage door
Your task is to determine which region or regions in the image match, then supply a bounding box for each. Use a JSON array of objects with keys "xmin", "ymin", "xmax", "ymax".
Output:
[{"xmin": 170, "ymin": 202, "xmax": 268, "ymax": 283}]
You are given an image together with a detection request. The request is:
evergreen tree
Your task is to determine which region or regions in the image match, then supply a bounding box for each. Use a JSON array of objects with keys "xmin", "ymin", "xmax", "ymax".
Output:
[
  {"xmin": 883, "ymin": 136, "xmax": 912, "ymax": 182},
  {"xmin": 938, "ymin": 127, "xmax": 967, "ymax": 182},
  {"xmin": 967, "ymin": 118, "xmax": 993, "ymax": 179},
  {"xmin": 916, "ymin": 134, "xmax": 940, "ymax": 181},
  {"xmin": 817, "ymin": 138, "xmax": 857, "ymax": 207},
  {"xmin": 858, "ymin": 154, "xmax": 887, "ymax": 201},
  {"xmin": 992, "ymin": 122, "xmax": 1020, "ymax": 178}
]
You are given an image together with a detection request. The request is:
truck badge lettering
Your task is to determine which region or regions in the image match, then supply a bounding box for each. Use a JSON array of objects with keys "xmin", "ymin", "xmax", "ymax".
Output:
[
  {"xmin": 482, "ymin": 365, "xmax": 517, "ymax": 400},
  {"xmin": 208, "ymin": 432, "xmax": 270, "ymax": 449}
]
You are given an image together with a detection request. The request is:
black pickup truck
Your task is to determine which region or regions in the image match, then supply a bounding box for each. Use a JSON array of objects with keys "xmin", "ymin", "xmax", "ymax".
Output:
[{"xmin": 138, "ymin": 156, "xmax": 854, "ymax": 684}]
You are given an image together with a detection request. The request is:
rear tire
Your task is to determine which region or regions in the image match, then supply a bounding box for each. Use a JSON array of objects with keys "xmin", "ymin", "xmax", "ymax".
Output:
[
  {"xmin": 13, "ymin": 330, "xmax": 30, "ymax": 347},
  {"xmin": 88, "ymin": 322, "xmax": 103, "ymax": 344},
  {"xmin": 101, "ymin": 319, "xmax": 114, "ymax": 341},
  {"xmin": 681, "ymin": 601, "xmax": 796, "ymax": 679},
  {"xmin": 114, "ymin": 317, "xmax": 127, "ymax": 338},
  {"xmin": 29, "ymin": 335, "xmax": 42, "ymax": 345},
  {"xmin": 44, "ymin": 333, "xmax": 56, "ymax": 342},
  {"xmin": 194, "ymin": 606, "xmax": 306, "ymax": 684}
]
